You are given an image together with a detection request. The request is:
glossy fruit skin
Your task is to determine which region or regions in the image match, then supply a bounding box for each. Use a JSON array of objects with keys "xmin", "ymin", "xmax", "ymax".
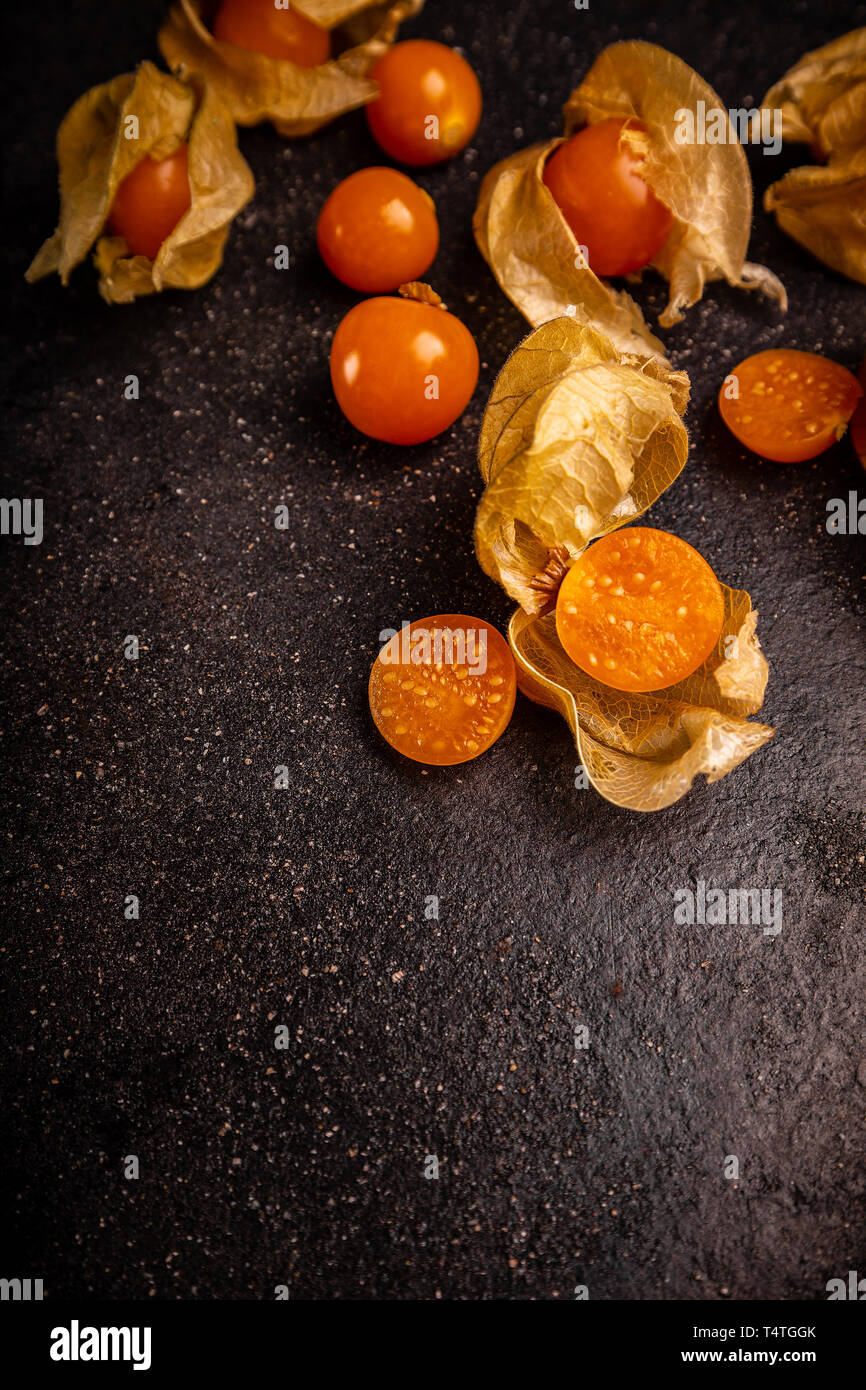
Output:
[
  {"xmin": 556, "ymin": 527, "xmax": 725, "ymax": 694},
  {"xmin": 330, "ymin": 296, "xmax": 479, "ymax": 445},
  {"xmin": 212, "ymin": 0, "xmax": 330, "ymax": 65},
  {"xmin": 369, "ymin": 614, "xmax": 516, "ymax": 765},
  {"xmin": 366, "ymin": 39, "xmax": 482, "ymax": 166},
  {"xmin": 317, "ymin": 167, "xmax": 439, "ymax": 293},
  {"xmin": 719, "ymin": 349, "xmax": 863, "ymax": 463},
  {"xmin": 542, "ymin": 118, "xmax": 673, "ymax": 277},
  {"xmin": 107, "ymin": 146, "xmax": 192, "ymax": 262}
]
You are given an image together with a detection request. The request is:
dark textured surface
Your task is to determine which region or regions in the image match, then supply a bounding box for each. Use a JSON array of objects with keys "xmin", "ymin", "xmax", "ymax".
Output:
[{"xmin": 1, "ymin": 0, "xmax": 864, "ymax": 1301}]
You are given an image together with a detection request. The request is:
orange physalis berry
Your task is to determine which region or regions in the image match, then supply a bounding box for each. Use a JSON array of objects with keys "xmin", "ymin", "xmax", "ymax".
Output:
[
  {"xmin": 212, "ymin": 0, "xmax": 330, "ymax": 66},
  {"xmin": 317, "ymin": 167, "xmax": 439, "ymax": 293},
  {"xmin": 366, "ymin": 40, "xmax": 482, "ymax": 166},
  {"xmin": 107, "ymin": 146, "xmax": 191, "ymax": 262},
  {"xmin": 330, "ymin": 289, "xmax": 478, "ymax": 444},
  {"xmin": 543, "ymin": 118, "xmax": 673, "ymax": 277}
]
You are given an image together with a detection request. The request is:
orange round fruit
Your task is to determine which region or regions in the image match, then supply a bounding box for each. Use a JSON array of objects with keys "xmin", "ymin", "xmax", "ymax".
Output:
[
  {"xmin": 212, "ymin": 0, "xmax": 330, "ymax": 65},
  {"xmin": 317, "ymin": 167, "xmax": 439, "ymax": 293},
  {"xmin": 542, "ymin": 118, "xmax": 673, "ymax": 277},
  {"xmin": 366, "ymin": 39, "xmax": 481, "ymax": 165},
  {"xmin": 330, "ymin": 294, "xmax": 478, "ymax": 445},
  {"xmin": 107, "ymin": 146, "xmax": 192, "ymax": 262},
  {"xmin": 555, "ymin": 528, "xmax": 725, "ymax": 693},
  {"xmin": 369, "ymin": 615, "xmax": 516, "ymax": 765},
  {"xmin": 719, "ymin": 349, "xmax": 863, "ymax": 463}
]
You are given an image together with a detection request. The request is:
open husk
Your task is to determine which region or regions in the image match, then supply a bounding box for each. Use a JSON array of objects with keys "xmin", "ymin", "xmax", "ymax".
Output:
[
  {"xmin": 762, "ymin": 28, "xmax": 866, "ymax": 285},
  {"xmin": 158, "ymin": 0, "xmax": 424, "ymax": 137},
  {"xmin": 474, "ymin": 40, "xmax": 787, "ymax": 344},
  {"xmin": 475, "ymin": 318, "xmax": 774, "ymax": 811},
  {"xmin": 26, "ymin": 61, "xmax": 254, "ymax": 304}
]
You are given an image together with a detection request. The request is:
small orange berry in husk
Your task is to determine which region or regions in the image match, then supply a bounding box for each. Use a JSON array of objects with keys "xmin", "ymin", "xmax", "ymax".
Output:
[
  {"xmin": 107, "ymin": 146, "xmax": 191, "ymax": 262},
  {"xmin": 212, "ymin": 0, "xmax": 330, "ymax": 66},
  {"xmin": 542, "ymin": 118, "xmax": 673, "ymax": 277}
]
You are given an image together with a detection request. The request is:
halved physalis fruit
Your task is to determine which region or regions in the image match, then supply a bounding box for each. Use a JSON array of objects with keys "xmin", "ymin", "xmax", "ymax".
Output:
[
  {"xmin": 719, "ymin": 349, "xmax": 863, "ymax": 463},
  {"xmin": 369, "ymin": 615, "xmax": 516, "ymax": 765},
  {"xmin": 555, "ymin": 528, "xmax": 725, "ymax": 693}
]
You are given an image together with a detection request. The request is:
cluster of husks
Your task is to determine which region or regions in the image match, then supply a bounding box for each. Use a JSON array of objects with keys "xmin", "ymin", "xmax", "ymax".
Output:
[
  {"xmin": 762, "ymin": 28, "xmax": 866, "ymax": 285},
  {"xmin": 27, "ymin": 0, "xmax": 424, "ymax": 302}
]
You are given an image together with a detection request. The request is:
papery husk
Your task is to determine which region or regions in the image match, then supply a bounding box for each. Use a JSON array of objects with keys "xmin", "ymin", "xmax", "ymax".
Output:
[
  {"xmin": 475, "ymin": 317, "xmax": 774, "ymax": 810},
  {"xmin": 26, "ymin": 62, "xmax": 254, "ymax": 304},
  {"xmin": 474, "ymin": 141, "xmax": 669, "ymax": 360},
  {"xmin": 762, "ymin": 29, "xmax": 866, "ymax": 285},
  {"xmin": 474, "ymin": 39, "xmax": 787, "ymax": 340},
  {"xmin": 509, "ymin": 603, "xmax": 773, "ymax": 812},
  {"xmin": 475, "ymin": 316, "xmax": 690, "ymax": 611},
  {"xmin": 158, "ymin": 0, "xmax": 424, "ymax": 137}
]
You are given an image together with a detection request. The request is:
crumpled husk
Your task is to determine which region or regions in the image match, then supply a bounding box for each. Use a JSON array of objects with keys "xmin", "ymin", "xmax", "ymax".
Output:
[
  {"xmin": 762, "ymin": 28, "xmax": 866, "ymax": 285},
  {"xmin": 474, "ymin": 39, "xmax": 787, "ymax": 344},
  {"xmin": 475, "ymin": 317, "xmax": 774, "ymax": 811},
  {"xmin": 158, "ymin": 0, "xmax": 424, "ymax": 137},
  {"xmin": 475, "ymin": 316, "xmax": 691, "ymax": 610},
  {"xmin": 26, "ymin": 61, "xmax": 254, "ymax": 304}
]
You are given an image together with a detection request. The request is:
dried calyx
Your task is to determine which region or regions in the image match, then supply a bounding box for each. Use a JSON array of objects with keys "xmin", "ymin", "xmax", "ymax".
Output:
[
  {"xmin": 528, "ymin": 545, "xmax": 571, "ymax": 616},
  {"xmin": 474, "ymin": 39, "xmax": 787, "ymax": 352},
  {"xmin": 474, "ymin": 315, "xmax": 774, "ymax": 811},
  {"xmin": 25, "ymin": 62, "xmax": 254, "ymax": 304},
  {"xmin": 398, "ymin": 281, "xmax": 445, "ymax": 308}
]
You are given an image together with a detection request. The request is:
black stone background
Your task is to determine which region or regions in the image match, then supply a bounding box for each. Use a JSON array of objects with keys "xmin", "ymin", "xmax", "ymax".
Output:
[{"xmin": 1, "ymin": 0, "xmax": 864, "ymax": 1302}]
